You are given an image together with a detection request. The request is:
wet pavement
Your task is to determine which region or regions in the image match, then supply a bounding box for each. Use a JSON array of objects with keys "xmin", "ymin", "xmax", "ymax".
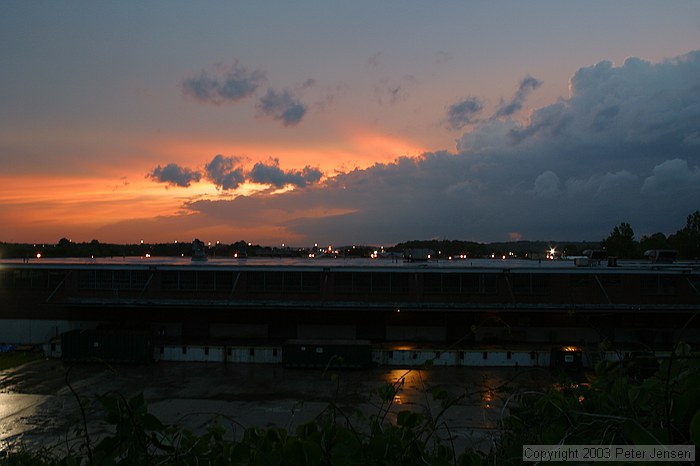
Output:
[{"xmin": 0, "ymin": 359, "xmax": 555, "ymax": 455}]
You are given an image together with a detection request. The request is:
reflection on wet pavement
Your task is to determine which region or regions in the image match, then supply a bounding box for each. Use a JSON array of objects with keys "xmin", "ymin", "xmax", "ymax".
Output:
[{"xmin": 0, "ymin": 359, "xmax": 554, "ymax": 454}]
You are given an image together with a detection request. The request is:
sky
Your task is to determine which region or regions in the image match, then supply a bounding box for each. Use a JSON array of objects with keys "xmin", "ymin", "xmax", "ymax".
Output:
[{"xmin": 1, "ymin": 1, "xmax": 699, "ymax": 247}]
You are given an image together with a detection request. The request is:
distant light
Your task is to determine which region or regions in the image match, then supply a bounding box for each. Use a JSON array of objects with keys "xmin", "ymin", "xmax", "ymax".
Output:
[
  {"xmin": 36, "ymin": 253, "xmax": 41, "ymax": 259},
  {"xmin": 140, "ymin": 239, "xmax": 144, "ymax": 244},
  {"xmin": 248, "ymin": 242, "xmax": 252, "ymax": 246},
  {"xmin": 561, "ymin": 346, "xmax": 579, "ymax": 352},
  {"xmin": 145, "ymin": 253, "xmax": 151, "ymax": 258},
  {"xmin": 181, "ymin": 253, "xmax": 184, "ymax": 257},
  {"xmin": 427, "ymin": 254, "xmax": 431, "ymax": 259},
  {"xmin": 234, "ymin": 253, "xmax": 238, "ymax": 258},
  {"xmin": 397, "ymin": 309, "xmax": 401, "ymax": 313}
]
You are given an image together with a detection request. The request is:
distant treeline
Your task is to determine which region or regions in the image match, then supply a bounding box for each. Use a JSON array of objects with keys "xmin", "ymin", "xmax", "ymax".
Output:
[
  {"xmin": 1, "ymin": 211, "xmax": 698, "ymax": 260},
  {"xmin": 0, "ymin": 238, "xmax": 376, "ymax": 260},
  {"xmin": 388, "ymin": 239, "xmax": 600, "ymax": 258},
  {"xmin": 0, "ymin": 237, "xmax": 594, "ymax": 260}
]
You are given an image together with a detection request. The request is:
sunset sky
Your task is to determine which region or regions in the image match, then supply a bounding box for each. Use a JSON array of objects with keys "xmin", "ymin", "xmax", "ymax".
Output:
[{"xmin": 1, "ymin": 1, "xmax": 699, "ymax": 247}]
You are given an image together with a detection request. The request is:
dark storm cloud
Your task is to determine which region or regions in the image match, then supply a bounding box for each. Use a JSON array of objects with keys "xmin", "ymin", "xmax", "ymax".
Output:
[
  {"xmin": 446, "ymin": 97, "xmax": 484, "ymax": 130},
  {"xmin": 172, "ymin": 50, "xmax": 700, "ymax": 245},
  {"xmin": 493, "ymin": 75, "xmax": 542, "ymax": 118},
  {"xmin": 182, "ymin": 63, "xmax": 265, "ymax": 105},
  {"xmin": 257, "ymin": 88, "xmax": 307, "ymax": 126},
  {"xmin": 147, "ymin": 163, "xmax": 201, "ymax": 188},
  {"xmin": 250, "ymin": 159, "xmax": 323, "ymax": 188},
  {"xmin": 204, "ymin": 154, "xmax": 246, "ymax": 190}
]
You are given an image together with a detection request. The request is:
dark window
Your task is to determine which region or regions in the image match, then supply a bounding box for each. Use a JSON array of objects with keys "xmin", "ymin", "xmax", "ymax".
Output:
[
  {"xmin": 372, "ymin": 273, "xmax": 391, "ymax": 293},
  {"xmin": 265, "ymin": 272, "xmax": 283, "ymax": 292},
  {"xmin": 247, "ymin": 271, "xmax": 265, "ymax": 292},
  {"xmin": 197, "ymin": 272, "xmax": 216, "ymax": 291},
  {"xmin": 443, "ymin": 273, "xmax": 461, "ymax": 293},
  {"xmin": 161, "ymin": 271, "xmax": 179, "ymax": 290},
  {"xmin": 512, "ymin": 274, "xmax": 550, "ymax": 295},
  {"xmin": 204, "ymin": 347, "xmax": 209, "ymax": 356},
  {"xmin": 249, "ymin": 347, "xmax": 255, "ymax": 356},
  {"xmin": 283, "ymin": 272, "xmax": 303, "ymax": 292},
  {"xmin": 641, "ymin": 275, "xmax": 676, "ymax": 295},
  {"xmin": 215, "ymin": 271, "xmax": 234, "ymax": 291},
  {"xmin": 461, "ymin": 274, "xmax": 480, "ymax": 293},
  {"xmin": 178, "ymin": 271, "xmax": 196, "ymax": 291},
  {"xmin": 77, "ymin": 270, "xmax": 96, "ymax": 289},
  {"xmin": 390, "ymin": 273, "xmax": 410, "ymax": 293},
  {"xmin": 333, "ymin": 273, "xmax": 354, "ymax": 293},
  {"xmin": 354, "ymin": 273, "xmax": 371, "ymax": 293},
  {"xmin": 481, "ymin": 274, "xmax": 498, "ymax": 294},
  {"xmin": 423, "ymin": 273, "xmax": 442, "ymax": 294},
  {"xmin": 95, "ymin": 270, "xmax": 113, "ymax": 289}
]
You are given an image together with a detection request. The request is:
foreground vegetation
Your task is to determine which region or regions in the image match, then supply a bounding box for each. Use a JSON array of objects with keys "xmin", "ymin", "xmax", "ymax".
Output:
[{"xmin": 1, "ymin": 342, "xmax": 698, "ymax": 465}]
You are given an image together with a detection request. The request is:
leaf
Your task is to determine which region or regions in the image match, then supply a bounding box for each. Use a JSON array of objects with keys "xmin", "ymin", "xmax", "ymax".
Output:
[
  {"xmin": 432, "ymin": 388, "xmax": 449, "ymax": 402},
  {"xmin": 623, "ymin": 420, "xmax": 669, "ymax": 445},
  {"xmin": 396, "ymin": 410, "xmax": 423, "ymax": 428},
  {"xmin": 690, "ymin": 410, "xmax": 700, "ymax": 447},
  {"xmin": 377, "ymin": 383, "xmax": 397, "ymax": 402}
]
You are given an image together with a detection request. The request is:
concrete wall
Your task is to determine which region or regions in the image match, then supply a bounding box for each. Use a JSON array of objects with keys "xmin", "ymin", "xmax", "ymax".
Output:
[
  {"xmin": 297, "ymin": 324, "xmax": 356, "ymax": 340},
  {"xmin": 386, "ymin": 326, "xmax": 446, "ymax": 342},
  {"xmin": 0, "ymin": 319, "xmax": 94, "ymax": 345},
  {"xmin": 154, "ymin": 344, "xmax": 282, "ymax": 364},
  {"xmin": 372, "ymin": 348, "xmax": 550, "ymax": 367}
]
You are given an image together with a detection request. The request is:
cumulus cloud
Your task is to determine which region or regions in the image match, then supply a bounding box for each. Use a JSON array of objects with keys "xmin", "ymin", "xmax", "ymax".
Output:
[
  {"xmin": 446, "ymin": 97, "xmax": 484, "ymax": 130},
  {"xmin": 250, "ymin": 159, "xmax": 323, "ymax": 188},
  {"xmin": 533, "ymin": 171, "xmax": 560, "ymax": 197},
  {"xmin": 494, "ymin": 75, "xmax": 542, "ymax": 118},
  {"xmin": 138, "ymin": 50, "xmax": 700, "ymax": 245},
  {"xmin": 257, "ymin": 88, "xmax": 307, "ymax": 126},
  {"xmin": 205, "ymin": 154, "xmax": 246, "ymax": 190},
  {"xmin": 641, "ymin": 159, "xmax": 700, "ymax": 194},
  {"xmin": 182, "ymin": 63, "xmax": 265, "ymax": 105},
  {"xmin": 147, "ymin": 163, "xmax": 201, "ymax": 188}
]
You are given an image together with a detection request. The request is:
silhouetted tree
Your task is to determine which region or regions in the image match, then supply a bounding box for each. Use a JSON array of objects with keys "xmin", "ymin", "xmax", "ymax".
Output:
[
  {"xmin": 639, "ymin": 232, "xmax": 669, "ymax": 252},
  {"xmin": 671, "ymin": 210, "xmax": 700, "ymax": 259},
  {"xmin": 602, "ymin": 222, "xmax": 639, "ymax": 258}
]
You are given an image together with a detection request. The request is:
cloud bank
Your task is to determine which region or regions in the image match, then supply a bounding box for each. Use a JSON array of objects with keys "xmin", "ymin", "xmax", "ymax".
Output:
[
  {"xmin": 149, "ymin": 50, "xmax": 700, "ymax": 245},
  {"xmin": 147, "ymin": 163, "xmax": 201, "ymax": 188},
  {"xmin": 148, "ymin": 155, "xmax": 324, "ymax": 191},
  {"xmin": 250, "ymin": 159, "xmax": 323, "ymax": 188},
  {"xmin": 257, "ymin": 88, "xmax": 307, "ymax": 126},
  {"xmin": 182, "ymin": 63, "xmax": 265, "ymax": 105}
]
